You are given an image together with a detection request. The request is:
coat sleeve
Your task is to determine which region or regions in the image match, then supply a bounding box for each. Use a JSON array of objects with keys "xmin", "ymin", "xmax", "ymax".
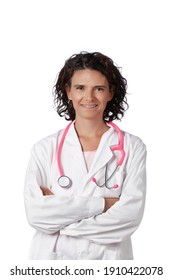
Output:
[
  {"xmin": 60, "ymin": 139, "xmax": 147, "ymax": 244},
  {"xmin": 24, "ymin": 142, "xmax": 104, "ymax": 235}
]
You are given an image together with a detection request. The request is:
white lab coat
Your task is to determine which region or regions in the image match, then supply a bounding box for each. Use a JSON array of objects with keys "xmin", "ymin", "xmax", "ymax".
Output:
[{"xmin": 24, "ymin": 122, "xmax": 147, "ymax": 260}]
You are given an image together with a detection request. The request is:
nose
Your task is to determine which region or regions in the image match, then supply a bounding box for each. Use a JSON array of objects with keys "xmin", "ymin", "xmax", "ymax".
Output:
[{"xmin": 84, "ymin": 88, "xmax": 94, "ymax": 101}]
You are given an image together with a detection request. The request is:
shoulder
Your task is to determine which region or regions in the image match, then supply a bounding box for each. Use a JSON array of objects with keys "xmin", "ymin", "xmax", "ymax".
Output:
[
  {"xmin": 120, "ymin": 131, "xmax": 147, "ymax": 171},
  {"xmin": 123, "ymin": 130, "xmax": 146, "ymax": 153},
  {"xmin": 31, "ymin": 129, "xmax": 63, "ymax": 156}
]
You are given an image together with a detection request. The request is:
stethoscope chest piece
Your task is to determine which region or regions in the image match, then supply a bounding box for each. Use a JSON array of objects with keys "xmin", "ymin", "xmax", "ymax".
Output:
[{"xmin": 58, "ymin": 176, "xmax": 72, "ymax": 188}]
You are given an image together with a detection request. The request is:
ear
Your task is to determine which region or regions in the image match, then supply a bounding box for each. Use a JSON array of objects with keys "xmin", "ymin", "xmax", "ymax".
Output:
[
  {"xmin": 65, "ymin": 85, "xmax": 71, "ymax": 100},
  {"xmin": 109, "ymin": 90, "xmax": 113, "ymax": 101}
]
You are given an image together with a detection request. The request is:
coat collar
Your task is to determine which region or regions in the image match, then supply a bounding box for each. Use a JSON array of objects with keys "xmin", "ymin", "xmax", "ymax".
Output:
[{"xmin": 63, "ymin": 122, "xmax": 119, "ymax": 178}]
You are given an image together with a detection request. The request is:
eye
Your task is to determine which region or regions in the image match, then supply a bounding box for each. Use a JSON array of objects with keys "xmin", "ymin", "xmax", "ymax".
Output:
[
  {"xmin": 95, "ymin": 86, "xmax": 105, "ymax": 92},
  {"xmin": 75, "ymin": 85, "xmax": 84, "ymax": 91}
]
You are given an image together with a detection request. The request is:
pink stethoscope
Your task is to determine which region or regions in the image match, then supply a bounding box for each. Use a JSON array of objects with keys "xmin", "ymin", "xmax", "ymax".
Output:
[{"xmin": 57, "ymin": 121, "xmax": 125, "ymax": 189}]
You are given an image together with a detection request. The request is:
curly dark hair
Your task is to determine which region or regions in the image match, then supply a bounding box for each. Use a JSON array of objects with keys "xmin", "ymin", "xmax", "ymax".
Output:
[{"xmin": 53, "ymin": 51, "xmax": 128, "ymax": 121}]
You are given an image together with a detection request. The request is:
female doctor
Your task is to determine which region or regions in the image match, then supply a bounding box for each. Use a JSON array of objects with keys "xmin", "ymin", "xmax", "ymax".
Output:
[{"xmin": 24, "ymin": 52, "xmax": 147, "ymax": 260}]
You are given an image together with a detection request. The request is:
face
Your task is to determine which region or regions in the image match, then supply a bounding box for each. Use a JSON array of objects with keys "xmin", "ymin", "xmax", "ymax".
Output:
[{"xmin": 66, "ymin": 69, "xmax": 112, "ymax": 121}]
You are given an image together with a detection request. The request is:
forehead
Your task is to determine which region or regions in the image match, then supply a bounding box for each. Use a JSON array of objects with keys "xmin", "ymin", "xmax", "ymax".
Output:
[{"xmin": 71, "ymin": 69, "xmax": 108, "ymax": 85}]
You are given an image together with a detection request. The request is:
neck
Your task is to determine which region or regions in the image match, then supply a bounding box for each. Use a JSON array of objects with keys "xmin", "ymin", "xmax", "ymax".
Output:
[{"xmin": 74, "ymin": 118, "xmax": 109, "ymax": 138}]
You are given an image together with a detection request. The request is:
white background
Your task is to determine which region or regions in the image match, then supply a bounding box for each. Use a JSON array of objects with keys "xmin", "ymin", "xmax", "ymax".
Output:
[{"xmin": 0, "ymin": 0, "xmax": 172, "ymax": 275}]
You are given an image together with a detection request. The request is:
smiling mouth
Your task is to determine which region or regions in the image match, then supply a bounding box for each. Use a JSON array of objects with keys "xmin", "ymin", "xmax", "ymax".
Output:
[{"xmin": 81, "ymin": 104, "xmax": 98, "ymax": 109}]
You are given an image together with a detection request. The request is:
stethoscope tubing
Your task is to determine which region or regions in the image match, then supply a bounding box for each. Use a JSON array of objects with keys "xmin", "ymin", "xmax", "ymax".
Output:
[
  {"xmin": 57, "ymin": 121, "xmax": 73, "ymax": 176},
  {"xmin": 57, "ymin": 121, "xmax": 125, "ymax": 189},
  {"xmin": 93, "ymin": 163, "xmax": 120, "ymax": 189}
]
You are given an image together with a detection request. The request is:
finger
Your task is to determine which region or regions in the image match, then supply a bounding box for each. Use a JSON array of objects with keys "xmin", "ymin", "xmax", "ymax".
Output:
[{"xmin": 40, "ymin": 186, "xmax": 54, "ymax": 196}]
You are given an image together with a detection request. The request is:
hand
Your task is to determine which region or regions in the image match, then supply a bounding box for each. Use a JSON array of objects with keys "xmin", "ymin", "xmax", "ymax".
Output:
[
  {"xmin": 40, "ymin": 186, "xmax": 54, "ymax": 196},
  {"xmin": 103, "ymin": 197, "xmax": 119, "ymax": 212}
]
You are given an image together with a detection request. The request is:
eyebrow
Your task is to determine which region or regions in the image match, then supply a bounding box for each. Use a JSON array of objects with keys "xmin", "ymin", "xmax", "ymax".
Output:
[
  {"xmin": 94, "ymin": 85, "xmax": 107, "ymax": 88},
  {"xmin": 73, "ymin": 84, "xmax": 107, "ymax": 88}
]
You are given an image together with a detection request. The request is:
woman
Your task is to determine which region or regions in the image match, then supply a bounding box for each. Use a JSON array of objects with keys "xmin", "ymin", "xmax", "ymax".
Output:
[{"xmin": 24, "ymin": 52, "xmax": 147, "ymax": 260}]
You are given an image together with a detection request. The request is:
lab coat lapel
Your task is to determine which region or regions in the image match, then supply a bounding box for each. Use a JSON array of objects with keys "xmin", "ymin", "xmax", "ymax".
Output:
[
  {"xmin": 63, "ymin": 123, "xmax": 119, "ymax": 178},
  {"xmin": 87, "ymin": 126, "xmax": 118, "ymax": 178},
  {"xmin": 64, "ymin": 123, "xmax": 87, "ymax": 174}
]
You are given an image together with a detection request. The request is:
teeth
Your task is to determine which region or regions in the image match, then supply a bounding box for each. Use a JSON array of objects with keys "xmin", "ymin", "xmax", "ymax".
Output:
[{"xmin": 82, "ymin": 105, "xmax": 97, "ymax": 108}]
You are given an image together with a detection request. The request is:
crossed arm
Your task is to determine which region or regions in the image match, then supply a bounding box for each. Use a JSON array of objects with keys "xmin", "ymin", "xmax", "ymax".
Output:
[
  {"xmin": 40, "ymin": 186, "xmax": 119, "ymax": 212},
  {"xmin": 24, "ymin": 153, "xmax": 119, "ymax": 235},
  {"xmin": 24, "ymin": 140, "xmax": 146, "ymax": 244}
]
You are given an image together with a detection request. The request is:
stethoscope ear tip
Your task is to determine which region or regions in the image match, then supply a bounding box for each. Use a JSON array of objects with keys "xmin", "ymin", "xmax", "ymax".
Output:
[{"xmin": 92, "ymin": 177, "xmax": 97, "ymax": 183}]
